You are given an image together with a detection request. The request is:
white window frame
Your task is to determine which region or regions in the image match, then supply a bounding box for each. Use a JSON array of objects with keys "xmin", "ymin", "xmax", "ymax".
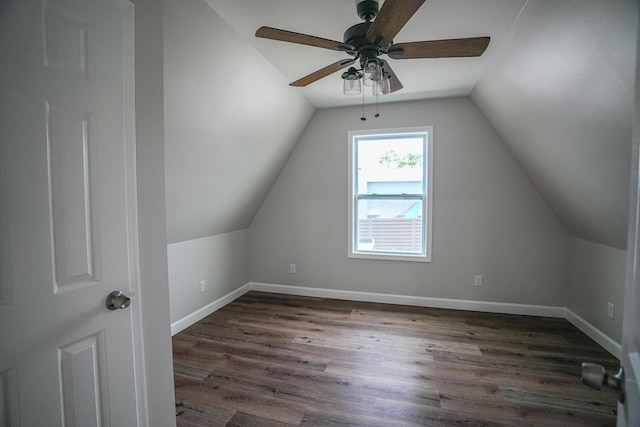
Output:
[{"xmin": 348, "ymin": 126, "xmax": 433, "ymax": 262}]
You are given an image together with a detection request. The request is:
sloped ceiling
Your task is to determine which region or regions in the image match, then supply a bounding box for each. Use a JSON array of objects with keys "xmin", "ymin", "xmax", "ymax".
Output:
[
  {"xmin": 163, "ymin": 0, "xmax": 315, "ymax": 244},
  {"xmin": 165, "ymin": 0, "xmax": 638, "ymax": 250},
  {"xmin": 472, "ymin": 0, "xmax": 638, "ymax": 249}
]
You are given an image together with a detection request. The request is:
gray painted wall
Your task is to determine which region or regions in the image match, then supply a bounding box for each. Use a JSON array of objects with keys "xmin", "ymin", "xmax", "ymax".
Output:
[
  {"xmin": 249, "ymin": 98, "xmax": 569, "ymax": 306},
  {"xmin": 470, "ymin": 0, "xmax": 637, "ymax": 345},
  {"xmin": 163, "ymin": 0, "xmax": 315, "ymax": 244},
  {"xmin": 567, "ymin": 238, "xmax": 626, "ymax": 343},
  {"xmin": 162, "ymin": 0, "xmax": 316, "ymax": 327},
  {"xmin": 168, "ymin": 230, "xmax": 248, "ymax": 323},
  {"xmin": 472, "ymin": 0, "xmax": 638, "ymax": 250}
]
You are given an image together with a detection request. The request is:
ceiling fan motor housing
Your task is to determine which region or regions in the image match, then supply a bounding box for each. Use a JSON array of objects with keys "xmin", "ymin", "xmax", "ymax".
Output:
[
  {"xmin": 344, "ymin": 22, "xmax": 371, "ymax": 50},
  {"xmin": 356, "ymin": 0, "xmax": 379, "ymax": 21},
  {"xmin": 344, "ymin": 21, "xmax": 383, "ymax": 68},
  {"xmin": 254, "ymin": 0, "xmax": 489, "ymax": 93}
]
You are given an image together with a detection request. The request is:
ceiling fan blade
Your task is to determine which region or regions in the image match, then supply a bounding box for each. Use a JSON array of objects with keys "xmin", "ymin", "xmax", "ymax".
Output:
[
  {"xmin": 388, "ymin": 37, "xmax": 490, "ymax": 59},
  {"xmin": 256, "ymin": 26, "xmax": 354, "ymax": 52},
  {"xmin": 381, "ymin": 60, "xmax": 403, "ymax": 93},
  {"xmin": 290, "ymin": 59, "xmax": 356, "ymax": 87},
  {"xmin": 367, "ymin": 0, "xmax": 425, "ymax": 46}
]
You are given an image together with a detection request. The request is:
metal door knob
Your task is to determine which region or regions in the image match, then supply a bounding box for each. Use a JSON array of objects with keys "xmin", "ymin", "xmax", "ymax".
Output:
[
  {"xmin": 581, "ymin": 362, "xmax": 625, "ymax": 402},
  {"xmin": 105, "ymin": 291, "xmax": 131, "ymax": 310}
]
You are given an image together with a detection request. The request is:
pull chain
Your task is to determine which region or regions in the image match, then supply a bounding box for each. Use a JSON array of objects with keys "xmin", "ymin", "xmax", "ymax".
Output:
[{"xmin": 360, "ymin": 86, "xmax": 366, "ymax": 121}]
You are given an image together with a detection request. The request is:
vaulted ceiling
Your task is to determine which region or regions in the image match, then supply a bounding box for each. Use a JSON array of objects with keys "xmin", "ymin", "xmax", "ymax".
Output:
[
  {"xmin": 164, "ymin": 0, "xmax": 638, "ymax": 249},
  {"xmin": 473, "ymin": 0, "xmax": 637, "ymax": 249}
]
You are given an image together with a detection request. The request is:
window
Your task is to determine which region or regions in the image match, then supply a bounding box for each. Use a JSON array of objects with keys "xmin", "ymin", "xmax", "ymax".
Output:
[{"xmin": 348, "ymin": 127, "xmax": 433, "ymax": 262}]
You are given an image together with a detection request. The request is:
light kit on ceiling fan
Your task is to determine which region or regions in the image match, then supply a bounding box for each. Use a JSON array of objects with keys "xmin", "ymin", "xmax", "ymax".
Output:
[
  {"xmin": 341, "ymin": 59, "xmax": 390, "ymax": 97},
  {"xmin": 341, "ymin": 67, "xmax": 363, "ymax": 95},
  {"xmin": 373, "ymin": 72, "xmax": 391, "ymax": 95},
  {"xmin": 362, "ymin": 58, "xmax": 382, "ymax": 87},
  {"xmin": 255, "ymin": 0, "xmax": 490, "ymax": 116}
]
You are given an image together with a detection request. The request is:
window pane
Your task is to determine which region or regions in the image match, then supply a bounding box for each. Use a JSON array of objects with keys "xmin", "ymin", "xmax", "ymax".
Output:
[
  {"xmin": 356, "ymin": 199, "xmax": 423, "ymax": 254},
  {"xmin": 356, "ymin": 136, "xmax": 424, "ymax": 195}
]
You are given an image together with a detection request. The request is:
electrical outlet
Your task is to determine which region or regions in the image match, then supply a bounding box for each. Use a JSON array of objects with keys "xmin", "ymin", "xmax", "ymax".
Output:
[
  {"xmin": 200, "ymin": 280, "xmax": 206, "ymax": 293},
  {"xmin": 474, "ymin": 275, "xmax": 483, "ymax": 286},
  {"xmin": 607, "ymin": 302, "xmax": 615, "ymax": 319},
  {"xmin": 289, "ymin": 264, "xmax": 296, "ymax": 274}
]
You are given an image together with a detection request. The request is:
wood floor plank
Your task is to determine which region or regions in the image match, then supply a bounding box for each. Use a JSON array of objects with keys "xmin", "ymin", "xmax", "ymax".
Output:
[
  {"xmin": 192, "ymin": 372, "xmax": 309, "ymax": 425},
  {"xmin": 174, "ymin": 375, "xmax": 237, "ymax": 426},
  {"xmin": 226, "ymin": 411, "xmax": 298, "ymax": 427},
  {"xmin": 193, "ymin": 335, "xmax": 331, "ymax": 372},
  {"xmin": 439, "ymin": 391, "xmax": 616, "ymax": 426},
  {"xmin": 175, "ymin": 401, "xmax": 235, "ymax": 427},
  {"xmin": 173, "ymin": 291, "xmax": 619, "ymax": 426},
  {"xmin": 293, "ymin": 330, "xmax": 482, "ymax": 356},
  {"xmin": 499, "ymin": 387, "xmax": 617, "ymax": 416}
]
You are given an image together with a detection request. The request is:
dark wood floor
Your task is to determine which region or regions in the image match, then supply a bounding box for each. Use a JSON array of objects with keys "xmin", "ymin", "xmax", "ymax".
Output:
[{"xmin": 172, "ymin": 291, "xmax": 620, "ymax": 426}]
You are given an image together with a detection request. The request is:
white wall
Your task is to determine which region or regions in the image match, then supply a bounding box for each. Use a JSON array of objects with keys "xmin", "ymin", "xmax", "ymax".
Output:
[
  {"xmin": 162, "ymin": 0, "xmax": 314, "ymax": 331},
  {"xmin": 163, "ymin": 0, "xmax": 314, "ymax": 244},
  {"xmin": 567, "ymin": 237, "xmax": 626, "ymax": 343},
  {"xmin": 472, "ymin": 0, "xmax": 637, "ymax": 249},
  {"xmin": 168, "ymin": 230, "xmax": 249, "ymax": 324},
  {"xmin": 249, "ymin": 97, "xmax": 569, "ymax": 306}
]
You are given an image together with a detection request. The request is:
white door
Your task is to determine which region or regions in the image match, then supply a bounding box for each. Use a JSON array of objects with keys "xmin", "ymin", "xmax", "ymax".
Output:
[
  {"xmin": 618, "ymin": 22, "xmax": 640, "ymax": 426},
  {"xmin": 0, "ymin": 0, "xmax": 144, "ymax": 425}
]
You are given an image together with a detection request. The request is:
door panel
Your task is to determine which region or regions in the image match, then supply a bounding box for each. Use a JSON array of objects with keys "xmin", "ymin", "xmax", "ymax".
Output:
[
  {"xmin": 0, "ymin": 0, "xmax": 141, "ymax": 425},
  {"xmin": 59, "ymin": 332, "xmax": 109, "ymax": 427},
  {"xmin": 47, "ymin": 102, "xmax": 101, "ymax": 290},
  {"xmin": 43, "ymin": 2, "xmax": 92, "ymax": 80}
]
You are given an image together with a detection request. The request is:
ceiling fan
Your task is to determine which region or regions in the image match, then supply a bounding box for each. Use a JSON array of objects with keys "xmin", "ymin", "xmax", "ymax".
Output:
[{"xmin": 255, "ymin": 0, "xmax": 490, "ymax": 95}]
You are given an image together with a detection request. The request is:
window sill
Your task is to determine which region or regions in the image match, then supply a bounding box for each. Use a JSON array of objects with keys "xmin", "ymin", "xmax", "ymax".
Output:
[{"xmin": 348, "ymin": 251, "xmax": 431, "ymax": 263}]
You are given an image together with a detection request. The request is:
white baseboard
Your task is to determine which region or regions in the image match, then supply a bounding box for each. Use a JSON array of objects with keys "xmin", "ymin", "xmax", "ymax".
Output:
[
  {"xmin": 171, "ymin": 281, "xmax": 621, "ymax": 359},
  {"xmin": 564, "ymin": 308, "xmax": 622, "ymax": 359},
  {"xmin": 170, "ymin": 283, "xmax": 251, "ymax": 335},
  {"xmin": 249, "ymin": 282, "xmax": 567, "ymax": 318}
]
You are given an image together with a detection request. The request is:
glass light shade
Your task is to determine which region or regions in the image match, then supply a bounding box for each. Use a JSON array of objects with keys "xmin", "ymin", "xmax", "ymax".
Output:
[
  {"xmin": 363, "ymin": 59, "xmax": 382, "ymax": 87},
  {"xmin": 343, "ymin": 75, "xmax": 362, "ymax": 95},
  {"xmin": 373, "ymin": 73, "xmax": 390, "ymax": 95}
]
